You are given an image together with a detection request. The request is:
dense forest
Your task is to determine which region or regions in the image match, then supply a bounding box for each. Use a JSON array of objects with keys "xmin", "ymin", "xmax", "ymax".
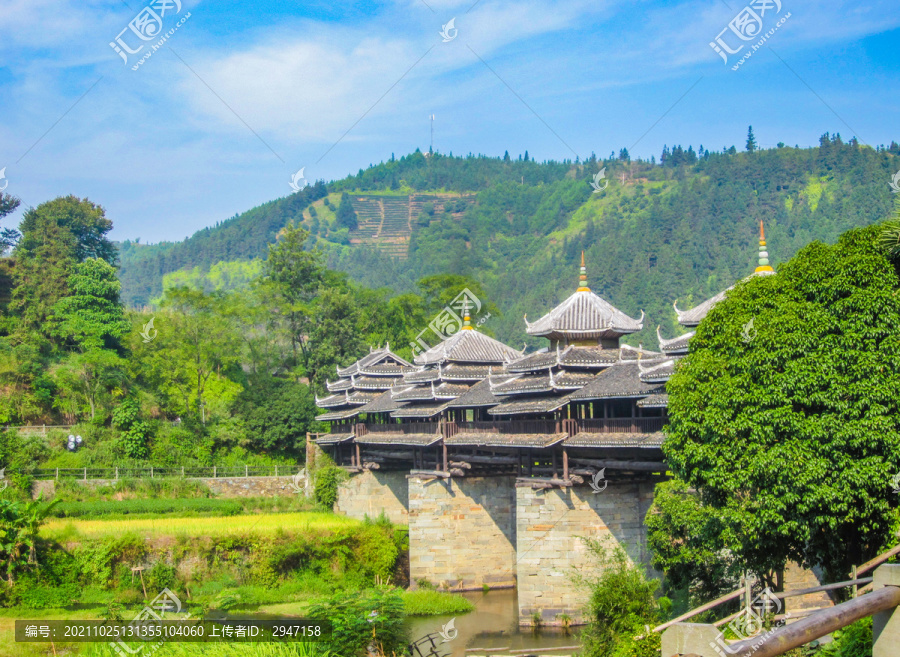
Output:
[
  {"xmin": 118, "ymin": 134, "xmax": 900, "ymax": 349},
  {"xmin": 1, "ymin": 133, "xmax": 899, "ymax": 467}
]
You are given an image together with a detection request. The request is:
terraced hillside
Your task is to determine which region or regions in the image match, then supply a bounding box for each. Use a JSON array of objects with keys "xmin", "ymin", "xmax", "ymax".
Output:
[{"xmin": 344, "ymin": 194, "xmax": 475, "ymax": 259}]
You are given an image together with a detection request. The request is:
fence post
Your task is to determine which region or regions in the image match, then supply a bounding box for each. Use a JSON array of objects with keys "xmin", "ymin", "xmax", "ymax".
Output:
[
  {"xmin": 275, "ymin": 465, "xmax": 278, "ymax": 477},
  {"xmin": 182, "ymin": 466, "xmax": 185, "ymax": 478},
  {"xmin": 56, "ymin": 468, "xmax": 59, "ymax": 480},
  {"xmin": 852, "ymin": 564, "xmax": 858, "ymax": 599},
  {"xmin": 213, "ymin": 466, "xmax": 216, "ymax": 478},
  {"xmin": 245, "ymin": 465, "xmax": 249, "ymax": 478},
  {"xmin": 115, "ymin": 467, "xmax": 118, "ymax": 481},
  {"xmin": 84, "ymin": 467, "xmax": 87, "ymax": 481},
  {"xmin": 150, "ymin": 467, "xmax": 153, "ymax": 479}
]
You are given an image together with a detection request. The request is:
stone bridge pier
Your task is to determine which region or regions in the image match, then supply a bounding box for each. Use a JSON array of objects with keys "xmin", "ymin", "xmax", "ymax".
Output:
[{"xmin": 334, "ymin": 469, "xmax": 658, "ymax": 625}]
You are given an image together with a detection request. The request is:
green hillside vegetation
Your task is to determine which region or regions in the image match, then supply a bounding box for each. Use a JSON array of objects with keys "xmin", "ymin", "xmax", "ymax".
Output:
[{"xmin": 121, "ymin": 138, "xmax": 900, "ymax": 348}]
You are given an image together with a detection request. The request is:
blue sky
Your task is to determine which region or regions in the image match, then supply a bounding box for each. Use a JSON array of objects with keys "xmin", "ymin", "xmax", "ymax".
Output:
[{"xmin": 0, "ymin": 0, "xmax": 898, "ymax": 243}]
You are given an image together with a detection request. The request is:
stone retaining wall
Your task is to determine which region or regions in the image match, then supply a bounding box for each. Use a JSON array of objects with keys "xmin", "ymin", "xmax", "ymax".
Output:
[{"xmin": 31, "ymin": 476, "xmax": 303, "ymax": 499}]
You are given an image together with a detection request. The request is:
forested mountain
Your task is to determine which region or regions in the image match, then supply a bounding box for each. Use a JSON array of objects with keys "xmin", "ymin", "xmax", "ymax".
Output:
[{"xmin": 120, "ymin": 137, "xmax": 900, "ymax": 348}]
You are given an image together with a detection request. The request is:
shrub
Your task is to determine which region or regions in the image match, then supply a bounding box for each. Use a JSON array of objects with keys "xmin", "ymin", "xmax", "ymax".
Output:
[
  {"xmin": 314, "ymin": 465, "xmax": 346, "ymax": 509},
  {"xmin": 306, "ymin": 588, "xmax": 407, "ymax": 657},
  {"xmin": 818, "ymin": 617, "xmax": 872, "ymax": 657},
  {"xmin": 576, "ymin": 541, "xmax": 665, "ymax": 657}
]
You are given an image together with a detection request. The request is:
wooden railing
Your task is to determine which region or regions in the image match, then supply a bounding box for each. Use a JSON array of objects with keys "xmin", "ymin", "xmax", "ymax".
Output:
[
  {"xmin": 577, "ymin": 417, "xmax": 665, "ymax": 434},
  {"xmin": 454, "ymin": 419, "xmax": 561, "ymax": 435},
  {"xmin": 20, "ymin": 466, "xmax": 297, "ymax": 481},
  {"xmin": 356, "ymin": 422, "xmax": 440, "ymax": 436},
  {"xmin": 659, "ymin": 538, "xmax": 900, "ymax": 656}
]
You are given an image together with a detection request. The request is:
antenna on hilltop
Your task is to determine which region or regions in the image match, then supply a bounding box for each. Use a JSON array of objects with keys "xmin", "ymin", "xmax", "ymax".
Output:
[{"xmin": 430, "ymin": 114, "xmax": 434, "ymax": 154}]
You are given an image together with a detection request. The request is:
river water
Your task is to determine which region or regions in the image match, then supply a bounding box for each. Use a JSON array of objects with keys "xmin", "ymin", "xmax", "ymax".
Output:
[{"xmin": 405, "ymin": 589, "xmax": 582, "ymax": 657}]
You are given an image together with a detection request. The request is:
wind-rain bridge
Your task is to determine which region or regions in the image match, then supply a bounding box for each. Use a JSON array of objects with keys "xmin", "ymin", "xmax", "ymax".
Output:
[{"xmin": 311, "ymin": 230, "xmax": 775, "ymax": 625}]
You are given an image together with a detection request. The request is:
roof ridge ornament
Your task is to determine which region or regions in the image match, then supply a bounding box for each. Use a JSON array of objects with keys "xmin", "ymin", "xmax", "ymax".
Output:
[
  {"xmin": 755, "ymin": 220, "xmax": 774, "ymax": 273},
  {"xmin": 577, "ymin": 251, "xmax": 590, "ymax": 292}
]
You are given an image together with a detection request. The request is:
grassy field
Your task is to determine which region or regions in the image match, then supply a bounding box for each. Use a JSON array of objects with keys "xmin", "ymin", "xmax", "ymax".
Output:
[{"xmin": 42, "ymin": 512, "xmax": 360, "ymax": 540}]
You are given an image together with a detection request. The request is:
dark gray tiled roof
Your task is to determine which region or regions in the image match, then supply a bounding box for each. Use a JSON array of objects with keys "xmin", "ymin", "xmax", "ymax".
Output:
[
  {"xmin": 314, "ymin": 433, "xmax": 355, "ymax": 445},
  {"xmin": 356, "ymin": 390, "xmax": 404, "ymax": 414},
  {"xmin": 356, "ymin": 432, "xmax": 441, "ymax": 446},
  {"xmin": 316, "ymin": 408, "xmax": 361, "ymax": 421},
  {"xmin": 525, "ymin": 289, "xmax": 643, "ymax": 339},
  {"xmin": 391, "ymin": 401, "xmax": 451, "ymax": 418},
  {"xmin": 564, "ymin": 431, "xmax": 666, "ymax": 447},
  {"xmin": 568, "ymin": 362, "xmax": 665, "ymax": 400},
  {"xmin": 315, "ymin": 391, "xmax": 377, "ymax": 408},
  {"xmin": 637, "ymin": 394, "xmax": 669, "ymax": 408},
  {"xmin": 638, "ymin": 359, "xmax": 676, "ymax": 383},
  {"xmin": 657, "ymin": 327, "xmax": 693, "ymax": 355},
  {"xmin": 414, "ymin": 328, "xmax": 523, "ymax": 365},
  {"xmin": 447, "ymin": 377, "xmax": 509, "ymax": 408},
  {"xmin": 336, "ymin": 347, "xmax": 412, "ymax": 376},
  {"xmin": 491, "ymin": 371, "xmax": 595, "ymax": 396},
  {"xmin": 326, "ymin": 378, "xmax": 353, "ymax": 392},
  {"xmin": 445, "ymin": 432, "xmax": 568, "ymax": 448},
  {"xmin": 674, "ymin": 270, "xmax": 774, "ymax": 327},
  {"xmin": 488, "ymin": 395, "xmax": 571, "ymax": 416},
  {"xmin": 358, "ymin": 363, "xmax": 408, "ymax": 376},
  {"xmin": 441, "ymin": 364, "xmax": 493, "ymax": 380},
  {"xmin": 403, "ymin": 368, "xmax": 441, "ymax": 384},
  {"xmin": 390, "ymin": 382, "xmax": 470, "ymax": 402}
]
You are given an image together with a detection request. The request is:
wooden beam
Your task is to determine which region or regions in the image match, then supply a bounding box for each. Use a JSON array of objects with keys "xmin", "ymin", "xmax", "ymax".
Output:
[
  {"xmin": 569, "ymin": 457, "xmax": 667, "ymax": 472},
  {"xmin": 724, "ymin": 585, "xmax": 900, "ymax": 657},
  {"xmin": 449, "ymin": 461, "xmax": 472, "ymax": 469},
  {"xmin": 652, "ymin": 588, "xmax": 744, "ymax": 633},
  {"xmin": 409, "ymin": 469, "xmax": 451, "ymax": 478}
]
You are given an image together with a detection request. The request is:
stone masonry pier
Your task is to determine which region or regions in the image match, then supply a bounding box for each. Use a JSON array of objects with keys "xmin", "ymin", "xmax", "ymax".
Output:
[{"xmin": 334, "ymin": 470, "xmax": 657, "ymax": 624}]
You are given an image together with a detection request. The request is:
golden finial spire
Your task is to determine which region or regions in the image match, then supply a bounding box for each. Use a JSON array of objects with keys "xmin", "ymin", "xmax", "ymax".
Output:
[
  {"xmin": 461, "ymin": 295, "xmax": 473, "ymax": 330},
  {"xmin": 755, "ymin": 220, "xmax": 774, "ymax": 273},
  {"xmin": 577, "ymin": 250, "xmax": 590, "ymax": 291}
]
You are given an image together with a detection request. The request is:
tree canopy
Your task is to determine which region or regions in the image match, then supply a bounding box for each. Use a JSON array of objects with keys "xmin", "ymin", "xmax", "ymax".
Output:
[{"xmin": 660, "ymin": 223, "xmax": 900, "ymax": 586}]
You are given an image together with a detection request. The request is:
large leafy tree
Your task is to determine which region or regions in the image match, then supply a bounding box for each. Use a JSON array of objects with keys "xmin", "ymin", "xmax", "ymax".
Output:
[
  {"xmin": 52, "ymin": 258, "xmax": 130, "ymax": 351},
  {"xmin": 12, "ymin": 196, "xmax": 116, "ymax": 333},
  {"xmin": 262, "ymin": 222, "xmax": 325, "ymax": 379},
  {"xmin": 0, "ymin": 192, "xmax": 20, "ymax": 254},
  {"xmin": 232, "ymin": 377, "xmax": 318, "ymax": 454},
  {"xmin": 162, "ymin": 287, "xmax": 242, "ymax": 421},
  {"xmin": 663, "ymin": 224, "xmax": 900, "ymax": 587}
]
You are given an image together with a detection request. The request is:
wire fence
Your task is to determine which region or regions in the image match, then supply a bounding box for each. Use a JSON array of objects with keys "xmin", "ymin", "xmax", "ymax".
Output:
[
  {"xmin": 22, "ymin": 466, "xmax": 300, "ymax": 481},
  {"xmin": 4, "ymin": 425, "xmax": 75, "ymax": 436}
]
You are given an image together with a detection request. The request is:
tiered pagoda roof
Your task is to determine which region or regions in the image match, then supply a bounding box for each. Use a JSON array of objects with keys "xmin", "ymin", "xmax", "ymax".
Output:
[
  {"xmin": 489, "ymin": 255, "xmax": 653, "ymax": 416},
  {"xmin": 384, "ymin": 310, "xmax": 522, "ymax": 419},
  {"xmin": 315, "ymin": 345, "xmax": 412, "ymax": 421},
  {"xmin": 654, "ymin": 221, "xmax": 778, "ymax": 395},
  {"xmin": 524, "ymin": 253, "xmax": 644, "ymax": 343}
]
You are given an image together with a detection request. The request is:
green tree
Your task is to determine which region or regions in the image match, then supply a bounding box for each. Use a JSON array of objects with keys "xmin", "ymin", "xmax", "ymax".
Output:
[
  {"xmin": 17, "ymin": 196, "xmax": 115, "ymax": 264},
  {"xmin": 232, "ymin": 377, "xmax": 318, "ymax": 454},
  {"xmin": 52, "ymin": 348, "xmax": 127, "ymax": 422},
  {"xmin": 52, "ymin": 258, "xmax": 130, "ymax": 351},
  {"xmin": 336, "ymin": 192, "xmax": 358, "ymax": 231},
  {"xmin": 0, "ymin": 192, "xmax": 21, "ymax": 253},
  {"xmin": 263, "ymin": 222, "xmax": 325, "ymax": 379},
  {"xmin": 0, "ymin": 497, "xmax": 61, "ymax": 585},
  {"xmin": 746, "ymin": 126, "xmax": 757, "ymax": 152},
  {"xmin": 664, "ymin": 224, "xmax": 900, "ymax": 586},
  {"xmin": 162, "ymin": 287, "xmax": 242, "ymax": 422},
  {"xmin": 305, "ymin": 288, "xmax": 365, "ymax": 389}
]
